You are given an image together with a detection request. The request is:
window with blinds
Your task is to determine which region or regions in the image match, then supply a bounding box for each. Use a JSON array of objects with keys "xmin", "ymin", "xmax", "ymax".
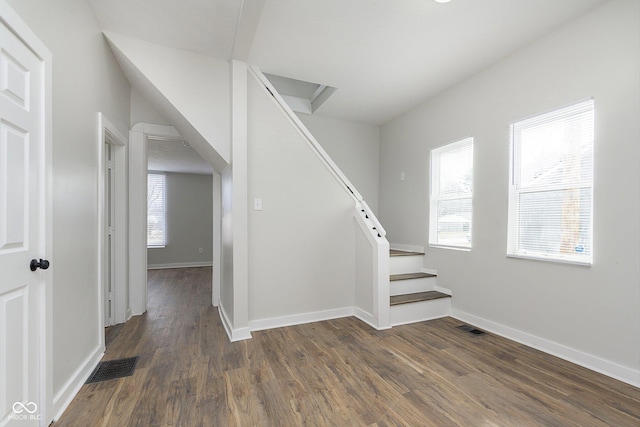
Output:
[
  {"xmin": 429, "ymin": 137, "xmax": 473, "ymax": 249},
  {"xmin": 507, "ymin": 99, "xmax": 594, "ymax": 264},
  {"xmin": 147, "ymin": 173, "xmax": 166, "ymax": 247}
]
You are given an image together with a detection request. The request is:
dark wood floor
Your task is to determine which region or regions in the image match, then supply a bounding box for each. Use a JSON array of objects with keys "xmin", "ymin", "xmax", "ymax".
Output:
[{"xmin": 55, "ymin": 267, "xmax": 640, "ymax": 426}]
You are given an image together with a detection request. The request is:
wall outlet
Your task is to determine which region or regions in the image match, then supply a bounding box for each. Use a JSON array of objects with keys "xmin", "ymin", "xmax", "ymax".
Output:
[
  {"xmin": 254, "ymin": 198, "xmax": 263, "ymax": 210},
  {"xmin": 198, "ymin": 248, "xmax": 203, "ymax": 253},
  {"xmin": 400, "ymin": 172, "xmax": 406, "ymax": 181}
]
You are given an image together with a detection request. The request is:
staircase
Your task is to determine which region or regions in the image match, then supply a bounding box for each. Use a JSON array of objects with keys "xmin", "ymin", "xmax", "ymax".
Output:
[{"xmin": 389, "ymin": 249, "xmax": 451, "ymax": 326}]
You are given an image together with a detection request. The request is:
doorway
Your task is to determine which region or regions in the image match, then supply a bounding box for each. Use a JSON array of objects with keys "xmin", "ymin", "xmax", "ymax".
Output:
[
  {"xmin": 97, "ymin": 113, "xmax": 127, "ymax": 330},
  {"xmin": 129, "ymin": 123, "xmax": 222, "ymax": 316}
]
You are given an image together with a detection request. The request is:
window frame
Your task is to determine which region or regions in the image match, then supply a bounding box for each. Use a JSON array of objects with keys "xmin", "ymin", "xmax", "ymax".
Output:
[
  {"xmin": 507, "ymin": 99, "xmax": 594, "ymax": 266},
  {"xmin": 429, "ymin": 137, "xmax": 474, "ymax": 251},
  {"xmin": 147, "ymin": 172, "xmax": 167, "ymax": 248}
]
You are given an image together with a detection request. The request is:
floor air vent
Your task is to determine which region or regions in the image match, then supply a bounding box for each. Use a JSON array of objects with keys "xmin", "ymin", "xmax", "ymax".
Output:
[
  {"xmin": 457, "ymin": 324, "xmax": 487, "ymax": 336},
  {"xmin": 86, "ymin": 356, "xmax": 139, "ymax": 383}
]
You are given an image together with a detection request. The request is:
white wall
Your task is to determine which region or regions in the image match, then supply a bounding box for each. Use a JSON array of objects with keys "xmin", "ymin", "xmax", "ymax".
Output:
[
  {"xmin": 297, "ymin": 114, "xmax": 381, "ymax": 213},
  {"xmin": 379, "ymin": 0, "xmax": 639, "ymax": 383},
  {"xmin": 104, "ymin": 32, "xmax": 230, "ymax": 172},
  {"xmin": 147, "ymin": 173, "xmax": 213, "ymax": 268},
  {"xmin": 7, "ymin": 0, "xmax": 131, "ymax": 405},
  {"xmin": 247, "ymin": 74, "xmax": 357, "ymax": 324},
  {"xmin": 130, "ymin": 87, "xmax": 170, "ymax": 126}
]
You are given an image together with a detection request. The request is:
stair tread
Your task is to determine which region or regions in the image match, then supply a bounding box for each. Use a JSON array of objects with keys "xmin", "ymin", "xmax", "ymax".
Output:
[
  {"xmin": 390, "ymin": 249, "xmax": 425, "ymax": 257},
  {"xmin": 390, "ymin": 272, "xmax": 436, "ymax": 281},
  {"xmin": 390, "ymin": 291, "xmax": 451, "ymax": 306}
]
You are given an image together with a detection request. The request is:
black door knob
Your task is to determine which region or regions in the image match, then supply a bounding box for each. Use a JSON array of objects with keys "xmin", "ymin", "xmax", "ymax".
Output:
[{"xmin": 30, "ymin": 258, "xmax": 50, "ymax": 271}]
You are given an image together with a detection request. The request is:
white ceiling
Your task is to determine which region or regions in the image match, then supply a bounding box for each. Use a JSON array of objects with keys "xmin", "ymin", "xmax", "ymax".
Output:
[
  {"xmin": 147, "ymin": 138, "xmax": 214, "ymax": 175},
  {"xmin": 88, "ymin": 0, "xmax": 606, "ymax": 125}
]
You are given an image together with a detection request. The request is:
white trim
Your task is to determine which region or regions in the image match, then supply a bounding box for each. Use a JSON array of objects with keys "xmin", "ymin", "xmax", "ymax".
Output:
[
  {"xmin": 129, "ymin": 128, "xmax": 148, "ymax": 315},
  {"xmin": 147, "ymin": 261, "xmax": 213, "ymax": 270},
  {"xmin": 354, "ymin": 307, "xmax": 391, "ymax": 330},
  {"xmin": 97, "ymin": 113, "xmax": 128, "ymax": 331},
  {"xmin": 434, "ymin": 285, "xmax": 452, "ymax": 296},
  {"xmin": 451, "ymin": 309, "xmax": 640, "ymax": 388},
  {"xmin": 51, "ymin": 345, "xmax": 104, "ymax": 422},
  {"xmin": 390, "ymin": 243, "xmax": 425, "ymax": 253},
  {"xmin": 506, "ymin": 253, "xmax": 592, "ymax": 267},
  {"xmin": 249, "ymin": 307, "xmax": 354, "ymax": 332},
  {"xmin": 218, "ymin": 304, "xmax": 252, "ymax": 342}
]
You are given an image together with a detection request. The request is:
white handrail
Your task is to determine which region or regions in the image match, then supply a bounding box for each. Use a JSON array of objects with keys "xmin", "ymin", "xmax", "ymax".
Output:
[
  {"xmin": 360, "ymin": 200, "xmax": 387, "ymax": 238},
  {"xmin": 249, "ymin": 65, "xmax": 390, "ymax": 240}
]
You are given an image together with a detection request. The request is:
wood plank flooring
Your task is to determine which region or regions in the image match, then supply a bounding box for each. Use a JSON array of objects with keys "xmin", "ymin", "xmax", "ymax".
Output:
[{"xmin": 54, "ymin": 267, "xmax": 640, "ymax": 426}]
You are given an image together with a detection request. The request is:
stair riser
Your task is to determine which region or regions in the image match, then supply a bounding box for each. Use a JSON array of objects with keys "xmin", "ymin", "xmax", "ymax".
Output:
[
  {"xmin": 390, "ymin": 256, "xmax": 423, "ymax": 275},
  {"xmin": 390, "ymin": 298, "xmax": 451, "ymax": 326},
  {"xmin": 390, "ymin": 277, "xmax": 437, "ymax": 296}
]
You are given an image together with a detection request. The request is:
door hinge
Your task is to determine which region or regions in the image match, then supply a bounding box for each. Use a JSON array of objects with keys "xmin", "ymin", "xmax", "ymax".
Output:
[
  {"xmin": 107, "ymin": 160, "xmax": 114, "ymax": 169},
  {"xmin": 108, "ymin": 291, "xmax": 113, "ymax": 301},
  {"xmin": 108, "ymin": 226, "xmax": 114, "ymax": 236}
]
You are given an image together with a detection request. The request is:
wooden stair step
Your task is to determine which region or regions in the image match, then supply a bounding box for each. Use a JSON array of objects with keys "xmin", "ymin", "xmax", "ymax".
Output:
[
  {"xmin": 390, "ymin": 249, "xmax": 425, "ymax": 257},
  {"xmin": 390, "ymin": 272, "xmax": 436, "ymax": 281},
  {"xmin": 390, "ymin": 291, "xmax": 451, "ymax": 306}
]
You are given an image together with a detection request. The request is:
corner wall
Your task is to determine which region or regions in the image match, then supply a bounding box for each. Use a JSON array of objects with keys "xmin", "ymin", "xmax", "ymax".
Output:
[
  {"xmin": 379, "ymin": 0, "xmax": 639, "ymax": 384},
  {"xmin": 7, "ymin": 0, "xmax": 131, "ymax": 411}
]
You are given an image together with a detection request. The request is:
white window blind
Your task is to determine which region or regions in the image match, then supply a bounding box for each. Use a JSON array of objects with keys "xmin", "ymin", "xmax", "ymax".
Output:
[
  {"xmin": 429, "ymin": 138, "xmax": 473, "ymax": 249},
  {"xmin": 147, "ymin": 173, "xmax": 166, "ymax": 247},
  {"xmin": 508, "ymin": 99, "xmax": 594, "ymax": 264}
]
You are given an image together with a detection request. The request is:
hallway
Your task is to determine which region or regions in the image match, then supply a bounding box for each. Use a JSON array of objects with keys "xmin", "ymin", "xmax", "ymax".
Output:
[{"xmin": 55, "ymin": 267, "xmax": 640, "ymax": 426}]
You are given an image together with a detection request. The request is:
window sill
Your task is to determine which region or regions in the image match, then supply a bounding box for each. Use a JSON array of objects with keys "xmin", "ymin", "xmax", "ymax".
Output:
[
  {"xmin": 506, "ymin": 253, "xmax": 591, "ymax": 267},
  {"xmin": 147, "ymin": 245, "xmax": 166, "ymax": 249},
  {"xmin": 429, "ymin": 244, "xmax": 471, "ymax": 252}
]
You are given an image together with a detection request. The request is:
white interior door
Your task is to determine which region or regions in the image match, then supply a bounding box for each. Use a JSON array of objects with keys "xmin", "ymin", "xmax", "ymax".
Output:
[{"xmin": 0, "ymin": 16, "xmax": 47, "ymax": 426}]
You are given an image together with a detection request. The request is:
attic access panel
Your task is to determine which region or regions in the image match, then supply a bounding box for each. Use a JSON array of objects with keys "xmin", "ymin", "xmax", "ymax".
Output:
[{"xmin": 263, "ymin": 73, "xmax": 337, "ymax": 114}]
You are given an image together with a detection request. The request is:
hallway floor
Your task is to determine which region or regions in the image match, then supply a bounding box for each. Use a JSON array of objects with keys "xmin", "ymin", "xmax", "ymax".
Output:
[{"xmin": 55, "ymin": 267, "xmax": 640, "ymax": 426}]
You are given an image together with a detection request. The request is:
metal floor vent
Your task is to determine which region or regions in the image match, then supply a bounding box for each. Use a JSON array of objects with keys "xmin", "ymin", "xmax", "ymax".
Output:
[
  {"xmin": 457, "ymin": 324, "xmax": 487, "ymax": 336},
  {"xmin": 86, "ymin": 356, "xmax": 139, "ymax": 384}
]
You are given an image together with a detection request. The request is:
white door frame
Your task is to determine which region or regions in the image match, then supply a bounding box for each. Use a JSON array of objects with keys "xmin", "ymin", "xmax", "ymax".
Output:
[
  {"xmin": 97, "ymin": 113, "xmax": 127, "ymax": 331},
  {"xmin": 129, "ymin": 123, "xmax": 222, "ymax": 315},
  {"xmin": 0, "ymin": 1, "xmax": 53, "ymax": 424}
]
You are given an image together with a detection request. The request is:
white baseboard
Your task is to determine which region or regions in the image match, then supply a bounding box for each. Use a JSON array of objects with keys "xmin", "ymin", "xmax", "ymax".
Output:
[
  {"xmin": 354, "ymin": 307, "xmax": 391, "ymax": 330},
  {"xmin": 218, "ymin": 304, "xmax": 252, "ymax": 342},
  {"xmin": 52, "ymin": 344, "xmax": 105, "ymax": 422},
  {"xmin": 451, "ymin": 309, "xmax": 640, "ymax": 388},
  {"xmin": 390, "ymin": 243, "xmax": 425, "ymax": 253},
  {"xmin": 147, "ymin": 261, "xmax": 212, "ymax": 270},
  {"xmin": 249, "ymin": 307, "xmax": 354, "ymax": 332}
]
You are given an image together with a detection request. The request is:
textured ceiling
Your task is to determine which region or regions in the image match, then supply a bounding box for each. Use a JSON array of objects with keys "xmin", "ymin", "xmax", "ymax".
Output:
[
  {"xmin": 147, "ymin": 139, "xmax": 213, "ymax": 175},
  {"xmin": 89, "ymin": 0, "xmax": 606, "ymax": 125}
]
